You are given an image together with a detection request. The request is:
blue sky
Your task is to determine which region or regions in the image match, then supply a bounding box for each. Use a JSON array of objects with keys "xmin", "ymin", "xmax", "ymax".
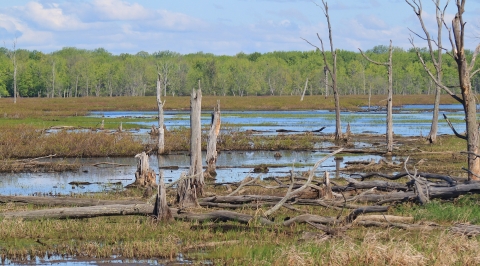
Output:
[{"xmin": 0, "ymin": 0, "xmax": 479, "ymax": 55}]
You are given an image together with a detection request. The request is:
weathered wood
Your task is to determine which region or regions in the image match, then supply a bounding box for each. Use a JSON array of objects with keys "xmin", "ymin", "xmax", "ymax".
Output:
[
  {"xmin": 283, "ymin": 214, "xmax": 337, "ymax": 226},
  {"xmin": 354, "ymin": 215, "xmax": 414, "ymax": 223},
  {"xmin": 352, "ymin": 171, "xmax": 457, "ymax": 185},
  {"xmin": 128, "ymin": 152, "xmax": 156, "ymax": 188},
  {"xmin": 153, "ymin": 170, "xmax": 173, "ymax": 221},
  {"xmin": 177, "ymin": 87, "xmax": 204, "ymax": 208},
  {"xmin": 321, "ymin": 171, "xmax": 334, "ymax": 199},
  {"xmin": 156, "ymin": 73, "xmax": 165, "ymax": 154},
  {"xmin": 347, "ymin": 180, "xmax": 408, "ymax": 191},
  {"xmin": 0, "ymin": 204, "xmax": 155, "ymax": 220},
  {"xmin": 0, "ymin": 196, "xmax": 144, "ymax": 207},
  {"xmin": 205, "ymin": 100, "xmax": 221, "ymax": 178},
  {"xmin": 176, "ymin": 210, "xmax": 274, "ymax": 225},
  {"xmin": 450, "ymin": 223, "xmax": 480, "ymax": 236},
  {"xmin": 344, "ymin": 206, "xmax": 390, "ymax": 224}
]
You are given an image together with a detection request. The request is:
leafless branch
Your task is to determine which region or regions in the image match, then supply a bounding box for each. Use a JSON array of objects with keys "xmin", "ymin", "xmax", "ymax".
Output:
[{"xmin": 443, "ymin": 113, "xmax": 467, "ymax": 140}]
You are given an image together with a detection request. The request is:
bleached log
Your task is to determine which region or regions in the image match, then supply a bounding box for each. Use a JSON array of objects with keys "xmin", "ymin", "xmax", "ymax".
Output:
[{"xmin": 0, "ymin": 196, "xmax": 144, "ymax": 207}]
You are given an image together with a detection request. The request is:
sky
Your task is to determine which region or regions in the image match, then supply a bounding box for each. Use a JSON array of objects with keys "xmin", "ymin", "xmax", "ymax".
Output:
[{"xmin": 0, "ymin": 0, "xmax": 479, "ymax": 55}]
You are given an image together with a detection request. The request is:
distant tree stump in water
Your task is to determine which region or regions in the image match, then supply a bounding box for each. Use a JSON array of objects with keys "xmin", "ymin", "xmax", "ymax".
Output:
[{"xmin": 127, "ymin": 152, "xmax": 157, "ymax": 189}]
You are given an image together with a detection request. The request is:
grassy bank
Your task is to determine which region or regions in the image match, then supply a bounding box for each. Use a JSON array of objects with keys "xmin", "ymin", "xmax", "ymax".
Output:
[{"xmin": 1, "ymin": 184, "xmax": 480, "ymax": 265}]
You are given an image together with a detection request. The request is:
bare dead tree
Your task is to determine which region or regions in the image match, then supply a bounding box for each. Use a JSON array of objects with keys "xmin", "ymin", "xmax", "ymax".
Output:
[
  {"xmin": 205, "ymin": 100, "xmax": 221, "ymax": 178},
  {"xmin": 406, "ymin": 0, "xmax": 446, "ymax": 143},
  {"xmin": 359, "ymin": 40, "xmax": 394, "ymax": 154},
  {"xmin": 176, "ymin": 84, "xmax": 204, "ymax": 208},
  {"xmin": 303, "ymin": 0, "xmax": 341, "ymax": 140},
  {"xmin": 156, "ymin": 73, "xmax": 165, "ymax": 154},
  {"xmin": 408, "ymin": 0, "xmax": 480, "ymax": 180},
  {"xmin": 6, "ymin": 38, "xmax": 18, "ymax": 103}
]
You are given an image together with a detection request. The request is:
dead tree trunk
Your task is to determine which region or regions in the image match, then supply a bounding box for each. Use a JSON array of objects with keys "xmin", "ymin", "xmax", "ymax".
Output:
[
  {"xmin": 205, "ymin": 100, "xmax": 221, "ymax": 179},
  {"xmin": 177, "ymin": 86, "xmax": 204, "ymax": 208},
  {"xmin": 300, "ymin": 78, "xmax": 308, "ymax": 101},
  {"xmin": 359, "ymin": 40, "xmax": 394, "ymax": 154},
  {"xmin": 303, "ymin": 0, "xmax": 341, "ymax": 140},
  {"xmin": 408, "ymin": 0, "xmax": 480, "ymax": 180},
  {"xmin": 128, "ymin": 152, "xmax": 156, "ymax": 188},
  {"xmin": 153, "ymin": 170, "xmax": 173, "ymax": 221},
  {"xmin": 156, "ymin": 73, "xmax": 165, "ymax": 154}
]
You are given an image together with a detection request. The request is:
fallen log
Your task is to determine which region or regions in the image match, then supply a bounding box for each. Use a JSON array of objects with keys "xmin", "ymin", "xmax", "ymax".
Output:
[
  {"xmin": 283, "ymin": 214, "xmax": 337, "ymax": 226},
  {"xmin": 355, "ymin": 220, "xmax": 439, "ymax": 230},
  {"xmin": 352, "ymin": 172, "xmax": 457, "ymax": 185},
  {"xmin": 347, "ymin": 180, "xmax": 408, "ymax": 191},
  {"xmin": 0, "ymin": 204, "xmax": 155, "ymax": 220},
  {"xmin": 354, "ymin": 215, "xmax": 414, "ymax": 223},
  {"xmin": 344, "ymin": 206, "xmax": 390, "ymax": 224},
  {"xmin": 0, "ymin": 196, "xmax": 145, "ymax": 207},
  {"xmin": 450, "ymin": 223, "xmax": 480, "ymax": 236}
]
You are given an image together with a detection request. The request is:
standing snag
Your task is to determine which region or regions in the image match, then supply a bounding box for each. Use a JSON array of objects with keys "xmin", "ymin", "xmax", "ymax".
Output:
[
  {"xmin": 359, "ymin": 40, "xmax": 394, "ymax": 154},
  {"xmin": 156, "ymin": 73, "xmax": 166, "ymax": 154},
  {"xmin": 407, "ymin": 0, "xmax": 480, "ymax": 180},
  {"xmin": 128, "ymin": 152, "xmax": 157, "ymax": 188},
  {"xmin": 176, "ymin": 87, "xmax": 204, "ymax": 208},
  {"xmin": 205, "ymin": 100, "xmax": 221, "ymax": 179},
  {"xmin": 303, "ymin": 0, "xmax": 342, "ymax": 141}
]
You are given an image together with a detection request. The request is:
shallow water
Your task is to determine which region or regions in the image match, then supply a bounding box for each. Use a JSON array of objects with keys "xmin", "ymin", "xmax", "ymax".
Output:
[
  {"xmin": 0, "ymin": 151, "xmax": 384, "ymax": 196},
  {"xmin": 90, "ymin": 104, "xmax": 470, "ymax": 136}
]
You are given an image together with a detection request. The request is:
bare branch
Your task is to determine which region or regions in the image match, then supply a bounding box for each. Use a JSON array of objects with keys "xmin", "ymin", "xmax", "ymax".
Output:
[{"xmin": 443, "ymin": 113, "xmax": 467, "ymax": 140}]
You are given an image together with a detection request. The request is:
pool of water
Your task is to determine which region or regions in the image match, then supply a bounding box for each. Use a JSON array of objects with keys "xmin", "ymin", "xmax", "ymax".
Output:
[
  {"xmin": 0, "ymin": 151, "xmax": 385, "ymax": 196},
  {"xmin": 89, "ymin": 104, "xmax": 469, "ymax": 137}
]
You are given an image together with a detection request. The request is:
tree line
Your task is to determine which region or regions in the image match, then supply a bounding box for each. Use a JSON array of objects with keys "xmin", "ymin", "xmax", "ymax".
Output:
[{"xmin": 0, "ymin": 45, "xmax": 479, "ymax": 98}]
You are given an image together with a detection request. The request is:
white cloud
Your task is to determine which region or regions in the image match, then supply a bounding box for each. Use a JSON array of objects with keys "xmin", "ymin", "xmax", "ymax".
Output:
[
  {"xmin": 21, "ymin": 2, "xmax": 87, "ymax": 31},
  {"xmin": 91, "ymin": 0, "xmax": 153, "ymax": 21}
]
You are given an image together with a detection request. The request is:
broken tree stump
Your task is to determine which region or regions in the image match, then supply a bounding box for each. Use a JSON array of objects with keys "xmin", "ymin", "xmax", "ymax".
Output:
[
  {"xmin": 177, "ymin": 86, "xmax": 204, "ymax": 208},
  {"xmin": 127, "ymin": 152, "xmax": 156, "ymax": 188},
  {"xmin": 205, "ymin": 100, "xmax": 221, "ymax": 179}
]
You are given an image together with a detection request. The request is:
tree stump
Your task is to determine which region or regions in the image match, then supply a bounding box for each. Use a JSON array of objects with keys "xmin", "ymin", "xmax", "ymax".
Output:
[
  {"xmin": 127, "ymin": 152, "xmax": 157, "ymax": 188},
  {"xmin": 177, "ymin": 87, "xmax": 204, "ymax": 208}
]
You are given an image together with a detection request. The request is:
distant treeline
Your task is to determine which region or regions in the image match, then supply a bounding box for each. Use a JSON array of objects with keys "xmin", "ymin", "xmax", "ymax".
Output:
[{"xmin": 0, "ymin": 45, "xmax": 479, "ymax": 98}]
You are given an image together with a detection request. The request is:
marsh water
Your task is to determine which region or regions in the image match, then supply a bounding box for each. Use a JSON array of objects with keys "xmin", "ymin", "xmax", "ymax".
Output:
[
  {"xmin": 0, "ymin": 104, "xmax": 474, "ymax": 265},
  {"xmin": 0, "ymin": 104, "xmax": 471, "ymax": 196}
]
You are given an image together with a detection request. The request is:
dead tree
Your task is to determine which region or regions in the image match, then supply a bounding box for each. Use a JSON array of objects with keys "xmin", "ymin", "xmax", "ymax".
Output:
[
  {"xmin": 128, "ymin": 152, "xmax": 156, "ymax": 188},
  {"xmin": 303, "ymin": 0, "xmax": 341, "ymax": 140},
  {"xmin": 300, "ymin": 78, "xmax": 308, "ymax": 101},
  {"xmin": 205, "ymin": 100, "xmax": 221, "ymax": 179},
  {"xmin": 6, "ymin": 38, "xmax": 18, "ymax": 103},
  {"xmin": 176, "ymin": 86, "xmax": 204, "ymax": 208},
  {"xmin": 156, "ymin": 73, "xmax": 165, "ymax": 154},
  {"xmin": 359, "ymin": 40, "xmax": 394, "ymax": 154},
  {"xmin": 406, "ymin": 0, "xmax": 445, "ymax": 143},
  {"xmin": 408, "ymin": 0, "xmax": 480, "ymax": 180}
]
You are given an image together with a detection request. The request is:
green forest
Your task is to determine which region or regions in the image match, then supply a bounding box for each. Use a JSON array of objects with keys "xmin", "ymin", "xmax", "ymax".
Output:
[{"xmin": 1, "ymin": 45, "xmax": 479, "ymax": 98}]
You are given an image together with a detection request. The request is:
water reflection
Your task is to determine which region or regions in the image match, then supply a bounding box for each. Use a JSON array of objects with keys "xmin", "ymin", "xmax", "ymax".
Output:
[{"xmin": 0, "ymin": 151, "xmax": 383, "ymax": 196}]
